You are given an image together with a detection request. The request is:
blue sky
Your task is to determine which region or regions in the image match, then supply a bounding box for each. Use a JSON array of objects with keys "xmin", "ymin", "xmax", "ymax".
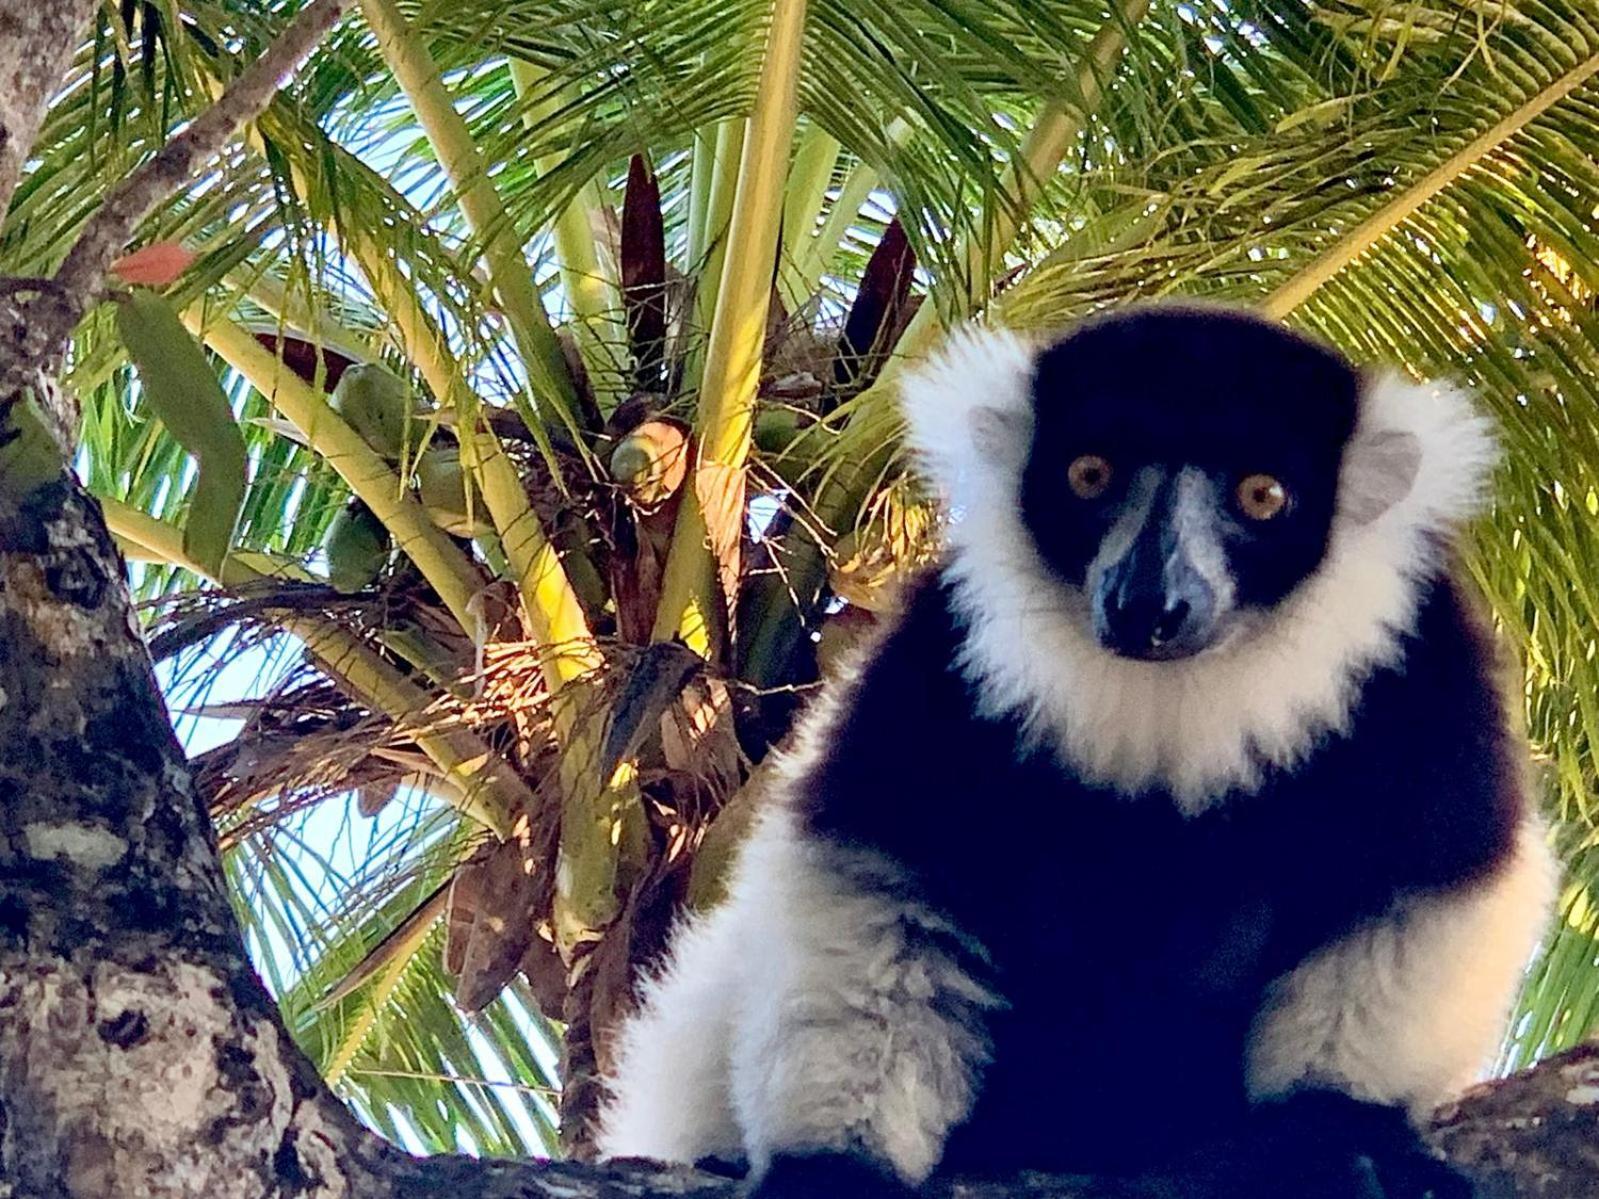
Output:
[{"xmin": 156, "ymin": 635, "xmax": 559, "ymax": 1155}]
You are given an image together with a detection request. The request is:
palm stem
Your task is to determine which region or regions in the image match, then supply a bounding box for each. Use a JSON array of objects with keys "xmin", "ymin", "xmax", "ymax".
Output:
[
  {"xmin": 652, "ymin": 0, "xmax": 811, "ymax": 653},
  {"xmin": 189, "ymin": 310, "xmax": 487, "ymax": 637},
  {"xmin": 509, "ymin": 58, "xmax": 625, "ymax": 407},
  {"xmin": 357, "ymin": 0, "xmax": 582, "ymax": 446},
  {"xmin": 787, "ymin": 129, "xmax": 899, "ymax": 305},
  {"xmin": 683, "ymin": 117, "xmax": 750, "ymax": 392},
  {"xmin": 1263, "ymin": 47, "xmax": 1599, "ymax": 318},
  {"xmin": 685, "ymin": 126, "xmax": 718, "ymax": 272},
  {"xmin": 775, "ymin": 123, "xmax": 840, "ymax": 308}
]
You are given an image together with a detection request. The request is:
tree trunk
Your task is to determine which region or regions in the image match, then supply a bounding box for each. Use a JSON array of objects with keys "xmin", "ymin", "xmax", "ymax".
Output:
[{"xmin": 2, "ymin": 5, "xmax": 1598, "ymax": 1196}]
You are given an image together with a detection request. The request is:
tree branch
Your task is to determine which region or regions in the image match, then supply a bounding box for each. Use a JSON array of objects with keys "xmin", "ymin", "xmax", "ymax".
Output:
[
  {"xmin": 0, "ymin": 0, "xmax": 101, "ymax": 217},
  {"xmin": 48, "ymin": 0, "xmax": 351, "ymax": 318}
]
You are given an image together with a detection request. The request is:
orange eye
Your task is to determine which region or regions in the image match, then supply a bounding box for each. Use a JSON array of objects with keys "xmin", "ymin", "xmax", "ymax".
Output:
[
  {"xmin": 1237, "ymin": 474, "xmax": 1289, "ymax": 521},
  {"xmin": 1068, "ymin": 455, "xmax": 1113, "ymax": 499}
]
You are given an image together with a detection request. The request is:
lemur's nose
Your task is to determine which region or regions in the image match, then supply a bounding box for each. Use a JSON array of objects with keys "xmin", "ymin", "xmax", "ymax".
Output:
[
  {"xmin": 1152, "ymin": 598, "xmax": 1191, "ymax": 647},
  {"xmin": 1093, "ymin": 548, "xmax": 1217, "ymax": 661}
]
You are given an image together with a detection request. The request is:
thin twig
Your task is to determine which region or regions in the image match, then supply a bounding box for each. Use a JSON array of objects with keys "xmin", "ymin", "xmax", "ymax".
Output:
[{"xmin": 50, "ymin": 0, "xmax": 351, "ymax": 314}]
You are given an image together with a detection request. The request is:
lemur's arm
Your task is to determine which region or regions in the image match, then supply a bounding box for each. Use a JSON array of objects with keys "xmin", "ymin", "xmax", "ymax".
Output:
[
  {"xmin": 1231, "ymin": 816, "xmax": 1553, "ymax": 1199},
  {"xmin": 1247, "ymin": 816, "xmax": 1552, "ymax": 1117},
  {"xmin": 725, "ymin": 814, "xmax": 1000, "ymax": 1197}
]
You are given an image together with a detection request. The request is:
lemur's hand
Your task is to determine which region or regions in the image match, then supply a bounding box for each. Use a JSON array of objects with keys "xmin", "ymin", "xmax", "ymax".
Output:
[
  {"xmin": 1235, "ymin": 1089, "xmax": 1476, "ymax": 1199},
  {"xmin": 743, "ymin": 1152, "xmax": 918, "ymax": 1199}
]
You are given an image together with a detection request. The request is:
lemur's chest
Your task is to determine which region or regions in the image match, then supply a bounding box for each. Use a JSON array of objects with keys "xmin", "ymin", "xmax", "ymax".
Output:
[
  {"xmin": 931, "ymin": 757, "xmax": 1395, "ymax": 1173},
  {"xmin": 925, "ymin": 735, "xmax": 1405, "ymax": 992}
]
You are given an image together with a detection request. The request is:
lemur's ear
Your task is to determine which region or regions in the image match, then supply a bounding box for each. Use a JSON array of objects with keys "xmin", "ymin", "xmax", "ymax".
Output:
[
  {"xmin": 900, "ymin": 326, "xmax": 1036, "ymax": 508},
  {"xmin": 1340, "ymin": 426, "xmax": 1421, "ymax": 526},
  {"xmin": 1338, "ymin": 370, "xmax": 1497, "ymax": 533},
  {"xmin": 970, "ymin": 405, "xmax": 1031, "ymax": 463}
]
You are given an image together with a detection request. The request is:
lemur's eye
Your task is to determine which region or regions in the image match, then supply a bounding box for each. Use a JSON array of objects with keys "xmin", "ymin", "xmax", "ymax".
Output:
[
  {"xmin": 1237, "ymin": 474, "xmax": 1289, "ymax": 521},
  {"xmin": 1067, "ymin": 455, "xmax": 1113, "ymax": 500}
]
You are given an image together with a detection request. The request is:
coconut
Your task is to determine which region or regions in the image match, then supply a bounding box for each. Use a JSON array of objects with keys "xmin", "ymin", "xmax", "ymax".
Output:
[
  {"xmin": 325, "ymin": 502, "xmax": 391, "ymax": 593},
  {"xmin": 330, "ymin": 363, "xmax": 412, "ymax": 460},
  {"xmin": 609, "ymin": 417, "xmax": 689, "ymax": 507},
  {"xmin": 416, "ymin": 445, "xmax": 491, "ymax": 538}
]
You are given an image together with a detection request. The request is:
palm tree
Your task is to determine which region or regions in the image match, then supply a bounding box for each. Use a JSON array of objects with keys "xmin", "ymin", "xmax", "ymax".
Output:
[{"xmin": 7, "ymin": 0, "xmax": 1599, "ymax": 1159}]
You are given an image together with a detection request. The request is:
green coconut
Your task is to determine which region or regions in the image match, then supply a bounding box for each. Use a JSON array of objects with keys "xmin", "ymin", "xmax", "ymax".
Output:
[
  {"xmin": 325, "ymin": 502, "xmax": 391, "ymax": 593},
  {"xmin": 753, "ymin": 407, "xmax": 801, "ymax": 454},
  {"xmin": 416, "ymin": 445, "xmax": 491, "ymax": 538},
  {"xmin": 609, "ymin": 417, "xmax": 689, "ymax": 508},
  {"xmin": 330, "ymin": 363, "xmax": 411, "ymax": 460}
]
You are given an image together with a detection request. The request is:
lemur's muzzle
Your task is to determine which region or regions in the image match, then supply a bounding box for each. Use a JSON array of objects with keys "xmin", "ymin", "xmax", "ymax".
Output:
[{"xmin": 1090, "ymin": 470, "xmax": 1224, "ymax": 661}]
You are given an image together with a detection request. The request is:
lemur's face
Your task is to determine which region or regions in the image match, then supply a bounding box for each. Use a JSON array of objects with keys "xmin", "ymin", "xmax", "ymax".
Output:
[{"xmin": 1018, "ymin": 309, "xmax": 1360, "ymax": 661}]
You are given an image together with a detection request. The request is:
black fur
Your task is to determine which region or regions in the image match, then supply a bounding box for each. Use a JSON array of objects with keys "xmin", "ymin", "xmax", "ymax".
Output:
[
  {"xmin": 1021, "ymin": 307, "xmax": 1359, "ymax": 607},
  {"xmin": 786, "ymin": 570, "xmax": 1520, "ymax": 1187},
  {"xmin": 752, "ymin": 1152, "xmax": 918, "ymax": 1199}
]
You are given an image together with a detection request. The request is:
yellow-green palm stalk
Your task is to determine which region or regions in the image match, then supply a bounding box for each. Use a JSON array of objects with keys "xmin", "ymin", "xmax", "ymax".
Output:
[
  {"xmin": 335, "ymin": 231, "xmax": 637, "ymax": 955},
  {"xmin": 358, "ymin": 0, "xmax": 583, "ymax": 450},
  {"xmin": 295, "ymin": 179, "xmax": 602, "ymax": 661},
  {"xmin": 199, "ymin": 293, "xmax": 633, "ymax": 956},
  {"xmin": 684, "ymin": 126, "xmax": 719, "ymax": 273},
  {"xmin": 782, "ymin": 120, "xmax": 909, "ymax": 308},
  {"xmin": 103, "ymin": 500, "xmax": 529, "ymax": 836},
  {"xmin": 193, "ymin": 80, "xmax": 592, "ymax": 658},
  {"xmin": 319, "ymin": 223, "xmax": 601, "ymax": 683},
  {"xmin": 653, "ymin": 0, "xmax": 811, "ymax": 654},
  {"xmin": 188, "ymin": 310, "xmax": 487, "ymax": 635},
  {"xmin": 775, "ymin": 124, "xmax": 841, "ymax": 308},
  {"xmin": 510, "ymin": 58, "xmax": 625, "ymax": 408},
  {"xmin": 683, "ymin": 117, "xmax": 750, "ymax": 389}
]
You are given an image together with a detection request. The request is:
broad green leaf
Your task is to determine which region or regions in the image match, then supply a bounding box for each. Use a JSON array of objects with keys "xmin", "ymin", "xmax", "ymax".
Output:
[{"xmin": 115, "ymin": 288, "xmax": 247, "ymax": 576}]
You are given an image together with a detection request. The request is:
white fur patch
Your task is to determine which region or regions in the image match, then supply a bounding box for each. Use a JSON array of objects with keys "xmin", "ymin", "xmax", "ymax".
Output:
[
  {"xmin": 726, "ymin": 812, "xmax": 998, "ymax": 1183},
  {"xmin": 600, "ymin": 703, "xmax": 1000, "ymax": 1182},
  {"xmin": 900, "ymin": 323, "xmax": 1499, "ymax": 810},
  {"xmin": 1246, "ymin": 817, "xmax": 1556, "ymax": 1114},
  {"xmin": 598, "ymin": 900, "xmax": 745, "ymax": 1164}
]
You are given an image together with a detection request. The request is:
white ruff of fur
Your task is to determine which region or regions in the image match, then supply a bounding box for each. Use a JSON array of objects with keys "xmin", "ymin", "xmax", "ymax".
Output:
[{"xmin": 900, "ymin": 325, "xmax": 1499, "ymax": 812}]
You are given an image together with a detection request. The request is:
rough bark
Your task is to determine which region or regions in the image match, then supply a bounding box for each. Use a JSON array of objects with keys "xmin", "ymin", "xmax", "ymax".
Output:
[{"xmin": 0, "ymin": 0, "xmax": 100, "ymax": 217}]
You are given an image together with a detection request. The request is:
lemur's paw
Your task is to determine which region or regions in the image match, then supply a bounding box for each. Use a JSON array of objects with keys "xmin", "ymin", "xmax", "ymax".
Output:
[
  {"xmin": 694, "ymin": 1156, "xmax": 750, "ymax": 1180},
  {"xmin": 744, "ymin": 1152, "xmax": 918, "ymax": 1199},
  {"xmin": 1240, "ymin": 1090, "xmax": 1476, "ymax": 1199},
  {"xmin": 1357, "ymin": 1147, "xmax": 1476, "ymax": 1199}
]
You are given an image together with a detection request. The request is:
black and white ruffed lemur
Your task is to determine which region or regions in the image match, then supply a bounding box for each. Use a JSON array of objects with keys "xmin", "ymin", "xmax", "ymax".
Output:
[{"xmin": 598, "ymin": 305, "xmax": 1556, "ymax": 1199}]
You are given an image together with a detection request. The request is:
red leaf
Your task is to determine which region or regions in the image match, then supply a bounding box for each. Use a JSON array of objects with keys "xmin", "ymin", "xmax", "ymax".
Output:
[
  {"xmin": 251, "ymin": 331, "xmax": 359, "ymax": 389},
  {"xmin": 111, "ymin": 242, "xmax": 196, "ymax": 287},
  {"xmin": 833, "ymin": 216, "xmax": 915, "ymax": 393},
  {"xmin": 621, "ymin": 153, "xmax": 668, "ymax": 391}
]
